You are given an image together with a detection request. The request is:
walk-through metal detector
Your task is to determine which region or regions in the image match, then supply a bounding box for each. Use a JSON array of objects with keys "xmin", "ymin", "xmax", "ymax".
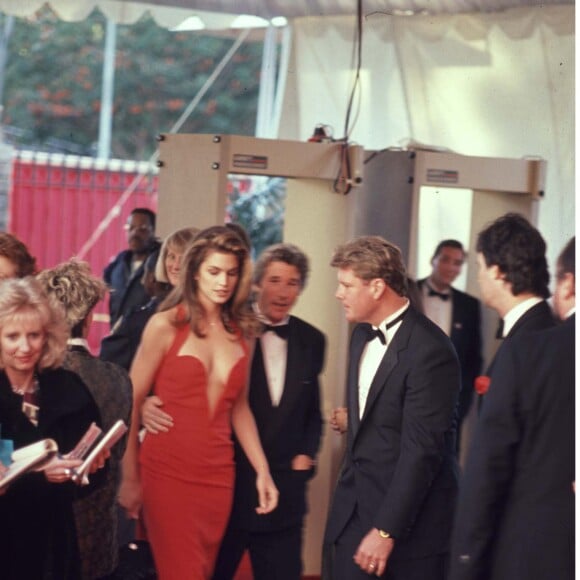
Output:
[{"xmin": 156, "ymin": 134, "xmax": 545, "ymax": 575}]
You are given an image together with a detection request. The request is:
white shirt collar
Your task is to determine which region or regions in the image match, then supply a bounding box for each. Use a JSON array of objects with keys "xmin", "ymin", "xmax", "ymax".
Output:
[
  {"xmin": 374, "ymin": 300, "xmax": 410, "ymax": 342},
  {"xmin": 502, "ymin": 296, "xmax": 543, "ymax": 337},
  {"xmin": 67, "ymin": 337, "xmax": 89, "ymax": 349},
  {"xmin": 252, "ymin": 302, "xmax": 290, "ymax": 326}
]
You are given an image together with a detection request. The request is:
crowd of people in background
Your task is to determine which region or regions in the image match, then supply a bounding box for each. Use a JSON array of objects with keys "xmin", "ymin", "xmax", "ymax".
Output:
[{"xmin": 0, "ymin": 209, "xmax": 573, "ymax": 580}]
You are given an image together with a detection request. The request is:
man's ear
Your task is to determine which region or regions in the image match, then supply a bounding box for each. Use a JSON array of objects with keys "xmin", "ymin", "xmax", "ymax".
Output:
[
  {"xmin": 562, "ymin": 272, "xmax": 575, "ymax": 299},
  {"xmin": 490, "ymin": 264, "xmax": 504, "ymax": 281},
  {"xmin": 370, "ymin": 278, "xmax": 386, "ymax": 299}
]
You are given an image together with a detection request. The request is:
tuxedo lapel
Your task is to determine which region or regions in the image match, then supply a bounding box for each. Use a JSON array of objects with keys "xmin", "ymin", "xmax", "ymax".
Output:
[
  {"xmin": 359, "ymin": 314, "xmax": 413, "ymax": 425},
  {"xmin": 275, "ymin": 318, "xmax": 302, "ymax": 419},
  {"xmin": 348, "ymin": 327, "xmax": 367, "ymax": 438}
]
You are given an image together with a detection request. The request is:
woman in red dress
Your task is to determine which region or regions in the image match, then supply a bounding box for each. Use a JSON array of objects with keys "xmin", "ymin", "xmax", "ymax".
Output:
[{"xmin": 119, "ymin": 226, "xmax": 278, "ymax": 579}]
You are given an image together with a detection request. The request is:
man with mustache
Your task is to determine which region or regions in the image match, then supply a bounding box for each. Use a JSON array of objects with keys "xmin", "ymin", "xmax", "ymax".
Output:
[{"xmin": 103, "ymin": 208, "xmax": 161, "ymax": 328}]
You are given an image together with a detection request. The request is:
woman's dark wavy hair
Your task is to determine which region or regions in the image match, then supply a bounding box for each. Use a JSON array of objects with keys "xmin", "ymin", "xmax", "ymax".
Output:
[
  {"xmin": 0, "ymin": 233, "xmax": 37, "ymax": 277},
  {"xmin": 160, "ymin": 225, "xmax": 258, "ymax": 338},
  {"xmin": 476, "ymin": 213, "xmax": 550, "ymax": 298}
]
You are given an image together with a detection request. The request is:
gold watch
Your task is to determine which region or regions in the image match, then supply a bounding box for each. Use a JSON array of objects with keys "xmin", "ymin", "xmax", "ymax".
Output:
[{"xmin": 378, "ymin": 529, "xmax": 392, "ymax": 539}]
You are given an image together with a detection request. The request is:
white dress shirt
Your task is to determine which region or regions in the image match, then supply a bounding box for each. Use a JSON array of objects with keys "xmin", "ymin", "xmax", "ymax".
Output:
[
  {"xmin": 422, "ymin": 282, "xmax": 452, "ymax": 336},
  {"xmin": 358, "ymin": 301, "xmax": 409, "ymax": 418},
  {"xmin": 254, "ymin": 304, "xmax": 289, "ymax": 407}
]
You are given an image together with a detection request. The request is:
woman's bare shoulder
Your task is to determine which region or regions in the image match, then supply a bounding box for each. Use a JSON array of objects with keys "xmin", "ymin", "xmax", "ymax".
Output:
[{"xmin": 143, "ymin": 306, "xmax": 182, "ymax": 337}]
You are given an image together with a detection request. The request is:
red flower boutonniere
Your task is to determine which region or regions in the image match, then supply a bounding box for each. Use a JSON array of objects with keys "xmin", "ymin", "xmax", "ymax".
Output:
[{"xmin": 474, "ymin": 375, "xmax": 491, "ymax": 395}]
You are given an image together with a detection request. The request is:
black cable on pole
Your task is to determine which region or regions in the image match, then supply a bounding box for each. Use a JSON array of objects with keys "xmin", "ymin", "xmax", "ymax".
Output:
[{"xmin": 333, "ymin": 0, "xmax": 363, "ymax": 194}]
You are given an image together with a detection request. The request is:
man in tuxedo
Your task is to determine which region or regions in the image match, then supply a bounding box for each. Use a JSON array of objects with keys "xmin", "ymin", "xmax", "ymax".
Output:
[
  {"xmin": 476, "ymin": 213, "xmax": 554, "ymax": 378},
  {"xmin": 417, "ymin": 240, "xmax": 482, "ymax": 442},
  {"xmin": 323, "ymin": 235, "xmax": 460, "ymax": 580},
  {"xmin": 142, "ymin": 243, "xmax": 325, "ymax": 579},
  {"xmin": 210, "ymin": 243, "xmax": 325, "ymax": 579},
  {"xmin": 448, "ymin": 237, "xmax": 575, "ymax": 580}
]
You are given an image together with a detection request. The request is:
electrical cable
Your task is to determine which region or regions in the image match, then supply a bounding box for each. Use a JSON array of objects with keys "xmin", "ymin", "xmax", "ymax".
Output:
[{"xmin": 333, "ymin": 0, "xmax": 363, "ymax": 194}]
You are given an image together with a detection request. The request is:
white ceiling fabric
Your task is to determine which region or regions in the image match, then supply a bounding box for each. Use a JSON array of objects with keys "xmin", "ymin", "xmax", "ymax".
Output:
[
  {"xmin": 0, "ymin": 0, "xmax": 573, "ymax": 27},
  {"xmin": 0, "ymin": 0, "xmax": 573, "ymax": 268},
  {"xmin": 278, "ymin": 4, "xmax": 574, "ymax": 271},
  {"xmin": 0, "ymin": 1, "xmax": 242, "ymax": 28}
]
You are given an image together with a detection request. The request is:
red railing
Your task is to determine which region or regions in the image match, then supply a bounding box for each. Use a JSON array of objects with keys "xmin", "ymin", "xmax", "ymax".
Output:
[{"xmin": 9, "ymin": 151, "xmax": 158, "ymax": 354}]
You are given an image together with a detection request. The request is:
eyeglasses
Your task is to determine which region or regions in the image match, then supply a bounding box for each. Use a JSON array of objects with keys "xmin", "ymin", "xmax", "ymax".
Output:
[{"xmin": 124, "ymin": 224, "xmax": 153, "ymax": 233}]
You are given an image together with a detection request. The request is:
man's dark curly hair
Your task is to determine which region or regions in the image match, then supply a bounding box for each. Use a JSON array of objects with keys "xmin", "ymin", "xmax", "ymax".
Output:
[{"xmin": 476, "ymin": 213, "xmax": 550, "ymax": 298}]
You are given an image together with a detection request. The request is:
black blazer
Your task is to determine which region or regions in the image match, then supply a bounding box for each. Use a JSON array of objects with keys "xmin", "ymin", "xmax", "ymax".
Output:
[
  {"xmin": 64, "ymin": 346, "xmax": 133, "ymax": 578},
  {"xmin": 228, "ymin": 315, "xmax": 325, "ymax": 531},
  {"xmin": 449, "ymin": 316, "xmax": 575, "ymax": 580},
  {"xmin": 418, "ymin": 280, "xmax": 482, "ymax": 421},
  {"xmin": 486, "ymin": 300, "xmax": 555, "ymax": 376},
  {"xmin": 324, "ymin": 307, "xmax": 461, "ymax": 561},
  {"xmin": 0, "ymin": 368, "xmax": 103, "ymax": 580},
  {"xmin": 100, "ymin": 297, "xmax": 161, "ymax": 371}
]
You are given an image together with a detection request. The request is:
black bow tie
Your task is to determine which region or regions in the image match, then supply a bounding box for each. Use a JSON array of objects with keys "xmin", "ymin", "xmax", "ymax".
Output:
[
  {"xmin": 264, "ymin": 324, "xmax": 290, "ymax": 340},
  {"xmin": 427, "ymin": 286, "xmax": 450, "ymax": 301},
  {"xmin": 365, "ymin": 310, "xmax": 407, "ymax": 345},
  {"xmin": 495, "ymin": 319, "xmax": 504, "ymax": 340},
  {"xmin": 366, "ymin": 327, "xmax": 386, "ymax": 345}
]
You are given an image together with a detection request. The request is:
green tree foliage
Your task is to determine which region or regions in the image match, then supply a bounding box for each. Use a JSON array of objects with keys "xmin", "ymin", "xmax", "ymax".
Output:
[
  {"xmin": 227, "ymin": 176, "xmax": 286, "ymax": 259},
  {"xmin": 1, "ymin": 7, "xmax": 263, "ymax": 159}
]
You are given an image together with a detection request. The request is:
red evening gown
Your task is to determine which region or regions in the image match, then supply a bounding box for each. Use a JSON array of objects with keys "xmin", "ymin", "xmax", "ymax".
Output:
[{"xmin": 139, "ymin": 319, "xmax": 249, "ymax": 579}]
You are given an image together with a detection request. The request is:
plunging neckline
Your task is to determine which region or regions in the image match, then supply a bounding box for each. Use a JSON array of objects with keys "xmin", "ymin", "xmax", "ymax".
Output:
[{"xmin": 175, "ymin": 352, "xmax": 246, "ymax": 421}]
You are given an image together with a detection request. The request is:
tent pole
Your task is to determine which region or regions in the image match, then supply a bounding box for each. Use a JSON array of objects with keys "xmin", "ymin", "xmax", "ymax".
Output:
[{"xmin": 97, "ymin": 18, "xmax": 117, "ymax": 160}]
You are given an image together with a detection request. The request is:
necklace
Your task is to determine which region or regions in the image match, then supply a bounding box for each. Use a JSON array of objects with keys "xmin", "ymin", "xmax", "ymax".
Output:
[{"xmin": 11, "ymin": 374, "xmax": 39, "ymax": 396}]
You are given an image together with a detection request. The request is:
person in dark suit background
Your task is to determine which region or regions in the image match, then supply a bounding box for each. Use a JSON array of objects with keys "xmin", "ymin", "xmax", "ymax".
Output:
[
  {"xmin": 100, "ymin": 248, "xmax": 162, "ymax": 371},
  {"xmin": 323, "ymin": 235, "xmax": 460, "ymax": 580},
  {"xmin": 475, "ymin": 213, "xmax": 555, "ymax": 397},
  {"xmin": 100, "ymin": 226, "xmax": 199, "ymax": 371},
  {"xmin": 417, "ymin": 240, "xmax": 482, "ymax": 444},
  {"xmin": 103, "ymin": 208, "xmax": 161, "ymax": 328},
  {"xmin": 142, "ymin": 242, "xmax": 326, "ymax": 579},
  {"xmin": 448, "ymin": 236, "xmax": 575, "ymax": 580}
]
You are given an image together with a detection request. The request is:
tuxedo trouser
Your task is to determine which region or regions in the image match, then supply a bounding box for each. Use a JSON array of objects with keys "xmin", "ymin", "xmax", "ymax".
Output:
[
  {"xmin": 327, "ymin": 512, "xmax": 449, "ymax": 580},
  {"xmin": 212, "ymin": 524, "xmax": 303, "ymax": 580}
]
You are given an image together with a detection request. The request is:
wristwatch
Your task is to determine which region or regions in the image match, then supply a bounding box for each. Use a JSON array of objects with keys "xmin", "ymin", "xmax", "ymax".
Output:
[{"xmin": 378, "ymin": 529, "xmax": 393, "ymax": 539}]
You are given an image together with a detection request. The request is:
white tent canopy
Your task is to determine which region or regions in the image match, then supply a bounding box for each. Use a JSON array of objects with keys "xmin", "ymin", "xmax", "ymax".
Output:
[
  {"xmin": 278, "ymin": 4, "xmax": 574, "ymax": 271},
  {"xmin": 0, "ymin": 0, "xmax": 574, "ymax": 269},
  {"xmin": 0, "ymin": 0, "xmax": 572, "ymax": 25}
]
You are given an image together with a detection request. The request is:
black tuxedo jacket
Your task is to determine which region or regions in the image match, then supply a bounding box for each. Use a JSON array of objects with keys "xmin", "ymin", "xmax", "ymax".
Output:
[
  {"xmin": 324, "ymin": 307, "xmax": 461, "ymax": 561},
  {"xmin": 418, "ymin": 280, "xmax": 482, "ymax": 421},
  {"xmin": 228, "ymin": 315, "xmax": 325, "ymax": 531},
  {"xmin": 486, "ymin": 300, "xmax": 555, "ymax": 377},
  {"xmin": 449, "ymin": 316, "xmax": 575, "ymax": 580}
]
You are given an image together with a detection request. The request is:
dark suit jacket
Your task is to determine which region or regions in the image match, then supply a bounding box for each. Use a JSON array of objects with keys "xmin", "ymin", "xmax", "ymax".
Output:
[
  {"xmin": 449, "ymin": 316, "xmax": 575, "ymax": 580},
  {"xmin": 0, "ymin": 368, "xmax": 103, "ymax": 580},
  {"xmin": 64, "ymin": 346, "xmax": 133, "ymax": 579},
  {"xmin": 103, "ymin": 240, "xmax": 161, "ymax": 327},
  {"xmin": 228, "ymin": 315, "xmax": 325, "ymax": 531},
  {"xmin": 418, "ymin": 280, "xmax": 482, "ymax": 422},
  {"xmin": 100, "ymin": 297, "xmax": 161, "ymax": 371},
  {"xmin": 324, "ymin": 307, "xmax": 461, "ymax": 561},
  {"xmin": 486, "ymin": 300, "xmax": 555, "ymax": 377}
]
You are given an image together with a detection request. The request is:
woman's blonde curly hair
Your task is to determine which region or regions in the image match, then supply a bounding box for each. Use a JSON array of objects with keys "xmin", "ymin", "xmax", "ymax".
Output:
[
  {"xmin": 0, "ymin": 277, "xmax": 69, "ymax": 371},
  {"xmin": 37, "ymin": 259, "xmax": 107, "ymax": 338}
]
